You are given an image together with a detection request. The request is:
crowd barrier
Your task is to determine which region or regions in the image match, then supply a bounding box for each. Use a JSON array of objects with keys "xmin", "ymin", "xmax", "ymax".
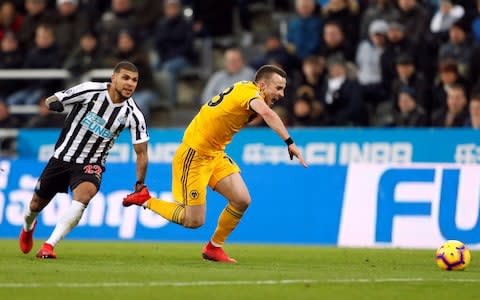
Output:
[{"xmin": 1, "ymin": 128, "xmax": 479, "ymax": 249}]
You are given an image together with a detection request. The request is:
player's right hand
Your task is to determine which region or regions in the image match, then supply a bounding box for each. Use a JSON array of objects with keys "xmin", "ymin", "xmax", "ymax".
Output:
[
  {"xmin": 48, "ymin": 100, "xmax": 64, "ymax": 112},
  {"xmin": 288, "ymin": 144, "xmax": 308, "ymax": 168}
]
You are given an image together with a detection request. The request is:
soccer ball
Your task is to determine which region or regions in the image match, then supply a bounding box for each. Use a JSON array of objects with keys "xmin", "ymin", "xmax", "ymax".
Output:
[{"xmin": 435, "ymin": 240, "xmax": 471, "ymax": 271}]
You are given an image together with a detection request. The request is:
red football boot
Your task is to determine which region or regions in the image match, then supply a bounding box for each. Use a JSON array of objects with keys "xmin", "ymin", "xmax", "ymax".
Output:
[
  {"xmin": 36, "ymin": 243, "xmax": 57, "ymax": 259},
  {"xmin": 123, "ymin": 186, "xmax": 151, "ymax": 207},
  {"xmin": 202, "ymin": 241, "xmax": 237, "ymax": 263},
  {"xmin": 19, "ymin": 220, "xmax": 37, "ymax": 254}
]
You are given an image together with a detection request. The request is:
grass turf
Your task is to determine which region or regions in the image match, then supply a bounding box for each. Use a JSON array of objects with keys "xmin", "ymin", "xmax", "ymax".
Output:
[{"xmin": 0, "ymin": 240, "xmax": 479, "ymax": 300}]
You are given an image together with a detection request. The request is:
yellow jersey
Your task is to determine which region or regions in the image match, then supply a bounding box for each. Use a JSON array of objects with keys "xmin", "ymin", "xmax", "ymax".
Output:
[{"xmin": 183, "ymin": 81, "xmax": 263, "ymax": 155}]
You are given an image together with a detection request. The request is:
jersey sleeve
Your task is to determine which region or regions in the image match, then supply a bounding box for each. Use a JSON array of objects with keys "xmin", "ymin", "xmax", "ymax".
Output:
[
  {"xmin": 242, "ymin": 85, "xmax": 263, "ymax": 111},
  {"xmin": 54, "ymin": 82, "xmax": 107, "ymax": 105},
  {"xmin": 128, "ymin": 101, "xmax": 150, "ymax": 144}
]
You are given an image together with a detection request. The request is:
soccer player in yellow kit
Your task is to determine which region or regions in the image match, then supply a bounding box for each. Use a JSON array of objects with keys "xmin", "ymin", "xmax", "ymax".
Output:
[{"xmin": 123, "ymin": 65, "xmax": 307, "ymax": 263}]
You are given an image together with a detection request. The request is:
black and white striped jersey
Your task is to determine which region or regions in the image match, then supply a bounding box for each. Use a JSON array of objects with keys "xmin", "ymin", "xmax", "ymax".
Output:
[{"xmin": 52, "ymin": 81, "xmax": 149, "ymax": 166}]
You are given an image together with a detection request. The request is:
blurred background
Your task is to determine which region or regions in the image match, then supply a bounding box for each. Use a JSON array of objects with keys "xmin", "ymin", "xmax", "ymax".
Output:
[
  {"xmin": 1, "ymin": 0, "xmax": 480, "ymax": 249},
  {"xmin": 0, "ymin": 0, "xmax": 479, "ymax": 133}
]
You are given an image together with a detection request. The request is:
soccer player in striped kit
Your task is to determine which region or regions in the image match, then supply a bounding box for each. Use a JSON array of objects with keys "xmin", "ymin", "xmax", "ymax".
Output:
[
  {"xmin": 123, "ymin": 65, "xmax": 307, "ymax": 263},
  {"xmin": 19, "ymin": 61, "xmax": 149, "ymax": 259}
]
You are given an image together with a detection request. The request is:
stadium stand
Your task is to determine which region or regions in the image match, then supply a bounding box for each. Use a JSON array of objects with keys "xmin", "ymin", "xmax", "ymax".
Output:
[{"xmin": 1, "ymin": 0, "xmax": 480, "ymax": 137}]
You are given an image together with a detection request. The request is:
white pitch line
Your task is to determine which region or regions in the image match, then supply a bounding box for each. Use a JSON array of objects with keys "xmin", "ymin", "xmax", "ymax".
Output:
[{"xmin": 1, "ymin": 278, "xmax": 480, "ymax": 289}]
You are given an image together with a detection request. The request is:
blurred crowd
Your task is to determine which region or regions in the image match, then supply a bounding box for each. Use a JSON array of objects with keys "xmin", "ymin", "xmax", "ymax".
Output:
[
  {"xmin": 266, "ymin": 0, "xmax": 480, "ymax": 129},
  {"xmin": 1, "ymin": 0, "xmax": 480, "ymax": 129}
]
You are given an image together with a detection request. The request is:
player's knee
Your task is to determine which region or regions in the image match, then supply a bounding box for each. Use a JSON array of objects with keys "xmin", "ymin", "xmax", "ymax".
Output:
[
  {"xmin": 183, "ymin": 220, "xmax": 204, "ymax": 229},
  {"xmin": 183, "ymin": 216, "xmax": 205, "ymax": 229},
  {"xmin": 233, "ymin": 195, "xmax": 251, "ymax": 211},
  {"xmin": 29, "ymin": 200, "xmax": 43, "ymax": 212}
]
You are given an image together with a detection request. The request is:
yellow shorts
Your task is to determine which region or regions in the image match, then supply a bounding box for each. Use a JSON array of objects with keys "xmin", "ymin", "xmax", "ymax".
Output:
[{"xmin": 172, "ymin": 143, "xmax": 240, "ymax": 206}]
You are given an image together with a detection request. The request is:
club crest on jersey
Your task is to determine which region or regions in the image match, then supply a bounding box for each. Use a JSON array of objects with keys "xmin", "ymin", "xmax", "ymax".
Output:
[
  {"xmin": 190, "ymin": 190, "xmax": 199, "ymax": 200},
  {"xmin": 81, "ymin": 111, "xmax": 113, "ymax": 139},
  {"xmin": 117, "ymin": 114, "xmax": 127, "ymax": 126}
]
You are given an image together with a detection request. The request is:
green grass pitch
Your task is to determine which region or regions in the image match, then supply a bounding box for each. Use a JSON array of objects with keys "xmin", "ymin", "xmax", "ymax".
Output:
[{"xmin": 1, "ymin": 240, "xmax": 479, "ymax": 300}]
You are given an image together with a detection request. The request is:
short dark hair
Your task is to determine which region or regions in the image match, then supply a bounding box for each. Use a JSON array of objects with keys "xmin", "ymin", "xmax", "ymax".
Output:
[
  {"xmin": 396, "ymin": 54, "xmax": 414, "ymax": 66},
  {"xmin": 113, "ymin": 61, "xmax": 138, "ymax": 73},
  {"xmin": 449, "ymin": 83, "xmax": 465, "ymax": 92},
  {"xmin": 254, "ymin": 65, "xmax": 287, "ymax": 82},
  {"xmin": 438, "ymin": 59, "xmax": 458, "ymax": 74},
  {"xmin": 399, "ymin": 85, "xmax": 417, "ymax": 99},
  {"xmin": 471, "ymin": 94, "xmax": 480, "ymax": 102}
]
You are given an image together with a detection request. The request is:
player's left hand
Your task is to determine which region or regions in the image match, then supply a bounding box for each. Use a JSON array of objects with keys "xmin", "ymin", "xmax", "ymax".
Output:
[{"xmin": 288, "ymin": 144, "xmax": 308, "ymax": 168}]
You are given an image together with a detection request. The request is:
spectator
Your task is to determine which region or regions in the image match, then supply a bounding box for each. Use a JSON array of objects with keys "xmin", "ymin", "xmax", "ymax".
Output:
[
  {"xmin": 291, "ymin": 86, "xmax": 316, "ymax": 126},
  {"xmin": 24, "ymin": 96, "xmax": 65, "ymax": 128},
  {"xmin": 53, "ymin": 0, "xmax": 89, "ymax": 52},
  {"xmin": 320, "ymin": 21, "xmax": 355, "ymax": 63},
  {"xmin": 201, "ymin": 48, "xmax": 255, "ymax": 104},
  {"xmin": 356, "ymin": 19, "xmax": 389, "ymax": 108},
  {"xmin": 0, "ymin": 30, "xmax": 22, "ymax": 68},
  {"xmin": 431, "ymin": 59, "xmax": 469, "ymax": 113},
  {"xmin": 0, "ymin": 1, "xmax": 23, "ymax": 41},
  {"xmin": 390, "ymin": 54, "xmax": 429, "ymax": 112},
  {"xmin": 97, "ymin": 0, "xmax": 137, "ymax": 48},
  {"xmin": 0, "ymin": 101, "xmax": 19, "ymax": 128},
  {"xmin": 438, "ymin": 19, "xmax": 473, "ymax": 80},
  {"xmin": 250, "ymin": 31, "xmax": 296, "ymax": 76},
  {"xmin": 391, "ymin": 0, "xmax": 430, "ymax": 45},
  {"xmin": 360, "ymin": 0, "xmax": 395, "ymax": 40},
  {"xmin": 132, "ymin": 0, "xmax": 163, "ymax": 40},
  {"xmin": 430, "ymin": 0, "xmax": 464, "ymax": 39},
  {"xmin": 286, "ymin": 0, "xmax": 323, "ymax": 61},
  {"xmin": 381, "ymin": 21, "xmax": 415, "ymax": 93},
  {"xmin": 466, "ymin": 94, "xmax": 480, "ymax": 128},
  {"xmin": 393, "ymin": 86, "xmax": 428, "ymax": 127},
  {"xmin": 295, "ymin": 55, "xmax": 326, "ymax": 100},
  {"xmin": 6, "ymin": 23, "xmax": 63, "ymax": 105},
  {"xmin": 431, "ymin": 83, "xmax": 469, "ymax": 127},
  {"xmin": 319, "ymin": 56, "xmax": 366, "ymax": 126},
  {"xmin": 154, "ymin": 0, "xmax": 194, "ymax": 105},
  {"xmin": 322, "ymin": 0, "xmax": 360, "ymax": 46},
  {"xmin": 0, "ymin": 31, "xmax": 23, "ymax": 98},
  {"xmin": 102, "ymin": 29, "xmax": 158, "ymax": 123},
  {"xmin": 16, "ymin": 0, "xmax": 52, "ymax": 50},
  {"xmin": 293, "ymin": 85, "xmax": 328, "ymax": 126},
  {"xmin": 63, "ymin": 29, "xmax": 103, "ymax": 76}
]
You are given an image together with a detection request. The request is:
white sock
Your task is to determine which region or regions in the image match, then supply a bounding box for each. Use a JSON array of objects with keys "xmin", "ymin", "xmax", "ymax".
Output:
[
  {"xmin": 23, "ymin": 207, "xmax": 39, "ymax": 231},
  {"xmin": 46, "ymin": 200, "xmax": 86, "ymax": 247},
  {"xmin": 210, "ymin": 240, "xmax": 222, "ymax": 247}
]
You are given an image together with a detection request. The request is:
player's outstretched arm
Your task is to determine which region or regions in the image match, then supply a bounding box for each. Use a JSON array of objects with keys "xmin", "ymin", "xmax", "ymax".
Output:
[
  {"xmin": 250, "ymin": 99, "xmax": 308, "ymax": 167},
  {"xmin": 45, "ymin": 95, "xmax": 64, "ymax": 112},
  {"xmin": 133, "ymin": 142, "xmax": 148, "ymax": 191}
]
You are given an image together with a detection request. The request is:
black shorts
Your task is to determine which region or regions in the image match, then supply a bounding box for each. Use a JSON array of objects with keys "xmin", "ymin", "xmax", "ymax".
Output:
[{"xmin": 35, "ymin": 157, "xmax": 105, "ymax": 199}]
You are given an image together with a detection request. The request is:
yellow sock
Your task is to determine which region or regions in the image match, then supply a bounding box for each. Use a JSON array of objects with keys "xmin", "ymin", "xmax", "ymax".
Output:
[
  {"xmin": 211, "ymin": 204, "xmax": 244, "ymax": 246},
  {"xmin": 146, "ymin": 198, "xmax": 185, "ymax": 225}
]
